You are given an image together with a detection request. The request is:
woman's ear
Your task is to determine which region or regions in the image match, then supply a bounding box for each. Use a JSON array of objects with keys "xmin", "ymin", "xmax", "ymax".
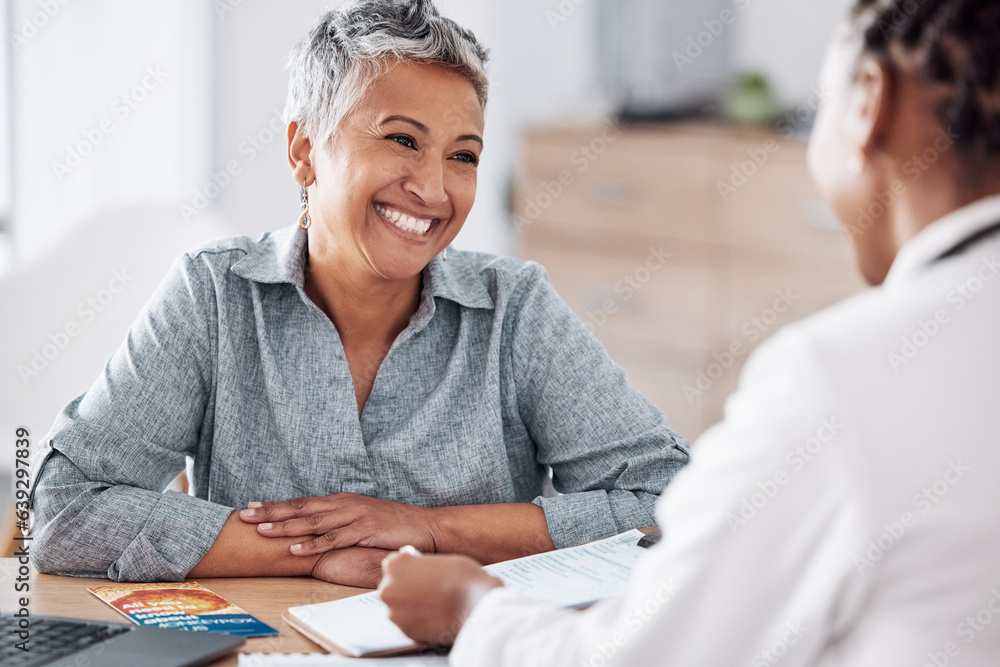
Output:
[
  {"xmin": 848, "ymin": 57, "xmax": 894, "ymax": 158},
  {"xmin": 287, "ymin": 121, "xmax": 315, "ymax": 187}
]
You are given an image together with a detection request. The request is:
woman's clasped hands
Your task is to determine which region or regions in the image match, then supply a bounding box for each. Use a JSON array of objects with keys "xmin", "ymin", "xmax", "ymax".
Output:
[{"xmin": 239, "ymin": 492, "xmax": 438, "ymax": 588}]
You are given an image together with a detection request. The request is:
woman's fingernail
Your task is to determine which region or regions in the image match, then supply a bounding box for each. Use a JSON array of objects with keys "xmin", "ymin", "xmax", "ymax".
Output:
[
  {"xmin": 241, "ymin": 508, "xmax": 257, "ymax": 517},
  {"xmin": 259, "ymin": 523, "xmax": 272, "ymax": 530},
  {"xmin": 248, "ymin": 501, "xmax": 263, "ymax": 509},
  {"xmin": 291, "ymin": 544, "xmax": 302, "ymax": 553}
]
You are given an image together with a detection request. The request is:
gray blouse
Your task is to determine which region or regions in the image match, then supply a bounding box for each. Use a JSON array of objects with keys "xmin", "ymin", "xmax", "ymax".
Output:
[{"xmin": 31, "ymin": 224, "xmax": 689, "ymax": 581}]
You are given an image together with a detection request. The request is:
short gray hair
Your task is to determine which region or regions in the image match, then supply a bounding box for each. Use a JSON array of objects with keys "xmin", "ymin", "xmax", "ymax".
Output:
[{"xmin": 284, "ymin": 0, "xmax": 490, "ymax": 144}]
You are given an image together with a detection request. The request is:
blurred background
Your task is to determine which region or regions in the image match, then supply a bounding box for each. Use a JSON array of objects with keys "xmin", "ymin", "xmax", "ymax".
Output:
[{"xmin": 0, "ymin": 0, "xmax": 867, "ymax": 545}]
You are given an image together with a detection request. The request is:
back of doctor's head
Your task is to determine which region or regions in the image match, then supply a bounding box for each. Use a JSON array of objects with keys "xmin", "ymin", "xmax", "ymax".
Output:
[{"xmin": 848, "ymin": 0, "xmax": 1000, "ymax": 162}]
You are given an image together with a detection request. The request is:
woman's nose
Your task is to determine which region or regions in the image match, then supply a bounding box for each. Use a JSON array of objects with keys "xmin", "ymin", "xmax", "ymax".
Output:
[{"xmin": 404, "ymin": 157, "xmax": 448, "ymax": 207}]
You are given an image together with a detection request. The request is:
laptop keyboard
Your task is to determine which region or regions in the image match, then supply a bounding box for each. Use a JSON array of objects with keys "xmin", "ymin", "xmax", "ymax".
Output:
[{"xmin": 0, "ymin": 616, "xmax": 133, "ymax": 666}]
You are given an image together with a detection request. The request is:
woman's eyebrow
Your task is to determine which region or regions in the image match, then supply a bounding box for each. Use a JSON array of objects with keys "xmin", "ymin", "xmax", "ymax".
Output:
[
  {"xmin": 382, "ymin": 114, "xmax": 429, "ymax": 133},
  {"xmin": 382, "ymin": 114, "xmax": 483, "ymax": 147},
  {"xmin": 456, "ymin": 133, "xmax": 484, "ymax": 147}
]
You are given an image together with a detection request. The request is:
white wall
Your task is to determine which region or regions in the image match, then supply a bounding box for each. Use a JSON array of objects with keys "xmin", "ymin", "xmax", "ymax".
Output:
[
  {"xmin": 0, "ymin": 3, "xmax": 10, "ymax": 273},
  {"xmin": 8, "ymin": 0, "xmax": 213, "ymax": 264},
  {"xmin": 732, "ymin": 0, "xmax": 855, "ymax": 106},
  {"xmin": 1, "ymin": 1, "xmax": 220, "ymax": 476},
  {"xmin": 0, "ymin": 207, "xmax": 234, "ymax": 465},
  {"xmin": 207, "ymin": 1, "xmax": 332, "ymax": 246}
]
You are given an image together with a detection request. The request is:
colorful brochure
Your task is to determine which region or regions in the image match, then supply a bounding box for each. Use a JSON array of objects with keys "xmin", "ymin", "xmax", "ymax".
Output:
[{"xmin": 88, "ymin": 581, "xmax": 280, "ymax": 637}]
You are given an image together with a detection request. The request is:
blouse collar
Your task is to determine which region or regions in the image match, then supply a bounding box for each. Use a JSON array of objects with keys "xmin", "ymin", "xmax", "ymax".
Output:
[{"xmin": 231, "ymin": 224, "xmax": 494, "ymax": 310}]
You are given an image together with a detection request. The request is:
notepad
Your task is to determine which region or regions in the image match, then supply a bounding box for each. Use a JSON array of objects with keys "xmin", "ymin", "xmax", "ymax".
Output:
[
  {"xmin": 283, "ymin": 529, "xmax": 646, "ymax": 657},
  {"xmin": 237, "ymin": 654, "xmax": 448, "ymax": 666}
]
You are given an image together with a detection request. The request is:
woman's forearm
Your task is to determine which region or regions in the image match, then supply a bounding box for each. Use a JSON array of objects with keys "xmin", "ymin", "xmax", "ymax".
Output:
[
  {"xmin": 189, "ymin": 512, "xmax": 320, "ymax": 577},
  {"xmin": 427, "ymin": 503, "xmax": 555, "ymax": 564},
  {"xmin": 237, "ymin": 494, "xmax": 556, "ymax": 564}
]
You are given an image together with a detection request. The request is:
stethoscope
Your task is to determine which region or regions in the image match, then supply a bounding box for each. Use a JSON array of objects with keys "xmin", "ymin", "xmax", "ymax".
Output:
[{"xmin": 935, "ymin": 219, "xmax": 1000, "ymax": 263}]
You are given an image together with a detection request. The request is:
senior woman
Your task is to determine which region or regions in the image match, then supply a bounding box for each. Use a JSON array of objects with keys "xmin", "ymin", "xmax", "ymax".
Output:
[{"xmin": 30, "ymin": 0, "xmax": 688, "ymax": 587}]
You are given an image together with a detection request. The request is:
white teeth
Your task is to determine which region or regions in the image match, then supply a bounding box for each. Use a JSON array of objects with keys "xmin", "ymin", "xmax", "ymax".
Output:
[{"xmin": 375, "ymin": 204, "xmax": 432, "ymax": 235}]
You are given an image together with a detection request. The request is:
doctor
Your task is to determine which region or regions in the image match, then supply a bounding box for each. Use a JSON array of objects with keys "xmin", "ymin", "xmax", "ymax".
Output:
[{"xmin": 378, "ymin": 0, "xmax": 1000, "ymax": 664}]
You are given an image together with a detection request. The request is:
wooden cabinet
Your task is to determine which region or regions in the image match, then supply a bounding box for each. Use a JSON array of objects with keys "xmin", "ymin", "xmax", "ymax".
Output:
[{"xmin": 514, "ymin": 123, "xmax": 867, "ymax": 441}]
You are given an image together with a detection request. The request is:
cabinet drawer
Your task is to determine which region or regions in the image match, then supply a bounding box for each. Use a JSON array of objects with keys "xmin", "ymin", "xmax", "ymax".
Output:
[
  {"xmin": 524, "ymin": 244, "xmax": 717, "ymax": 353},
  {"xmin": 516, "ymin": 141, "xmax": 715, "ymax": 243},
  {"xmin": 720, "ymin": 270, "xmax": 864, "ymax": 350},
  {"xmin": 717, "ymin": 157, "xmax": 855, "ymax": 260}
]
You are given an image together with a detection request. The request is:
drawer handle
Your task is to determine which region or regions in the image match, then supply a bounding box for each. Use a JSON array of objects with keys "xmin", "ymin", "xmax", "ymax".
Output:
[{"xmin": 585, "ymin": 179, "xmax": 632, "ymax": 207}]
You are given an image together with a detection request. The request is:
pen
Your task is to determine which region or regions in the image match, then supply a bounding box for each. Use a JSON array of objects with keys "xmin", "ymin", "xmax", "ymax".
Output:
[
  {"xmin": 637, "ymin": 530, "xmax": 662, "ymax": 548},
  {"xmin": 399, "ymin": 545, "xmax": 422, "ymax": 556}
]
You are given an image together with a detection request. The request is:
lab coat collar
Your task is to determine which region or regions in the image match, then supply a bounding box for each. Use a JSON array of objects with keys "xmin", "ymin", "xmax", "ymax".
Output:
[{"xmin": 884, "ymin": 193, "xmax": 1000, "ymax": 287}]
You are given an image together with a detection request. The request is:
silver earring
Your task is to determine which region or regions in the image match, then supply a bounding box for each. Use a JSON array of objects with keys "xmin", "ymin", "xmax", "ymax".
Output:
[
  {"xmin": 442, "ymin": 247, "xmax": 448, "ymax": 262},
  {"xmin": 298, "ymin": 187, "xmax": 312, "ymax": 229}
]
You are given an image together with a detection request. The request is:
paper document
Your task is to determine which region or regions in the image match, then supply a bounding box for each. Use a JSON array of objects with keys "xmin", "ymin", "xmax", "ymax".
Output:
[
  {"xmin": 284, "ymin": 529, "xmax": 646, "ymax": 656},
  {"xmin": 484, "ymin": 529, "xmax": 645, "ymax": 608}
]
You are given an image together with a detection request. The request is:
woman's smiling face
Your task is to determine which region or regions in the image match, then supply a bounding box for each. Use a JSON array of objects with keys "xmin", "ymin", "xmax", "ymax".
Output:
[{"xmin": 302, "ymin": 60, "xmax": 485, "ymax": 281}]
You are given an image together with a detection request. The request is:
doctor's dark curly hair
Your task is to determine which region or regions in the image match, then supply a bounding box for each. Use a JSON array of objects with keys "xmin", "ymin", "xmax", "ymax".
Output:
[{"xmin": 851, "ymin": 0, "xmax": 1000, "ymax": 158}]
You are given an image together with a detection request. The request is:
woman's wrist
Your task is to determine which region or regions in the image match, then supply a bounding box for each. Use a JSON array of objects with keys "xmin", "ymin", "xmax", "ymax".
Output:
[
  {"xmin": 311, "ymin": 547, "xmax": 393, "ymax": 588},
  {"xmin": 423, "ymin": 503, "xmax": 554, "ymax": 564},
  {"xmin": 190, "ymin": 512, "xmax": 323, "ymax": 578},
  {"xmin": 424, "ymin": 505, "xmax": 446, "ymax": 554}
]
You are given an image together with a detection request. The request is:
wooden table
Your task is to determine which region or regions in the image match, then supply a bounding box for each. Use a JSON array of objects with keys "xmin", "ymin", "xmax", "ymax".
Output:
[{"xmin": 0, "ymin": 557, "xmax": 370, "ymax": 664}]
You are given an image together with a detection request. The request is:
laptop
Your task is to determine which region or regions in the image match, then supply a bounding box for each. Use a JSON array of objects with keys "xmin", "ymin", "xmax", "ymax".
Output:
[{"xmin": 1, "ymin": 614, "xmax": 245, "ymax": 666}]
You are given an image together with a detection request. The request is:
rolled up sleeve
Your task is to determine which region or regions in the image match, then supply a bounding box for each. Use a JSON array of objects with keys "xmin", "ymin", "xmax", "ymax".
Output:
[
  {"xmin": 509, "ymin": 265, "xmax": 690, "ymax": 547},
  {"xmin": 31, "ymin": 252, "xmax": 233, "ymax": 581}
]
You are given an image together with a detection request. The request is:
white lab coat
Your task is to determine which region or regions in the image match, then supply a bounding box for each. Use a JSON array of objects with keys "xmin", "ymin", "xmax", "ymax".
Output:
[{"xmin": 452, "ymin": 194, "xmax": 1000, "ymax": 667}]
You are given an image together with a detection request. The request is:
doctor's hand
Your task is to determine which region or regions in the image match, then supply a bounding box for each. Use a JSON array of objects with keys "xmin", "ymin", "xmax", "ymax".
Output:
[
  {"xmin": 238, "ymin": 492, "xmax": 437, "ymax": 556},
  {"xmin": 378, "ymin": 552, "xmax": 503, "ymax": 645}
]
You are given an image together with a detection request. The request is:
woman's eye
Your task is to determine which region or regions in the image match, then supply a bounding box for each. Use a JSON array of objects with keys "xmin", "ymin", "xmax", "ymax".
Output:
[
  {"xmin": 452, "ymin": 152, "xmax": 479, "ymax": 165},
  {"xmin": 388, "ymin": 135, "xmax": 416, "ymax": 149}
]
